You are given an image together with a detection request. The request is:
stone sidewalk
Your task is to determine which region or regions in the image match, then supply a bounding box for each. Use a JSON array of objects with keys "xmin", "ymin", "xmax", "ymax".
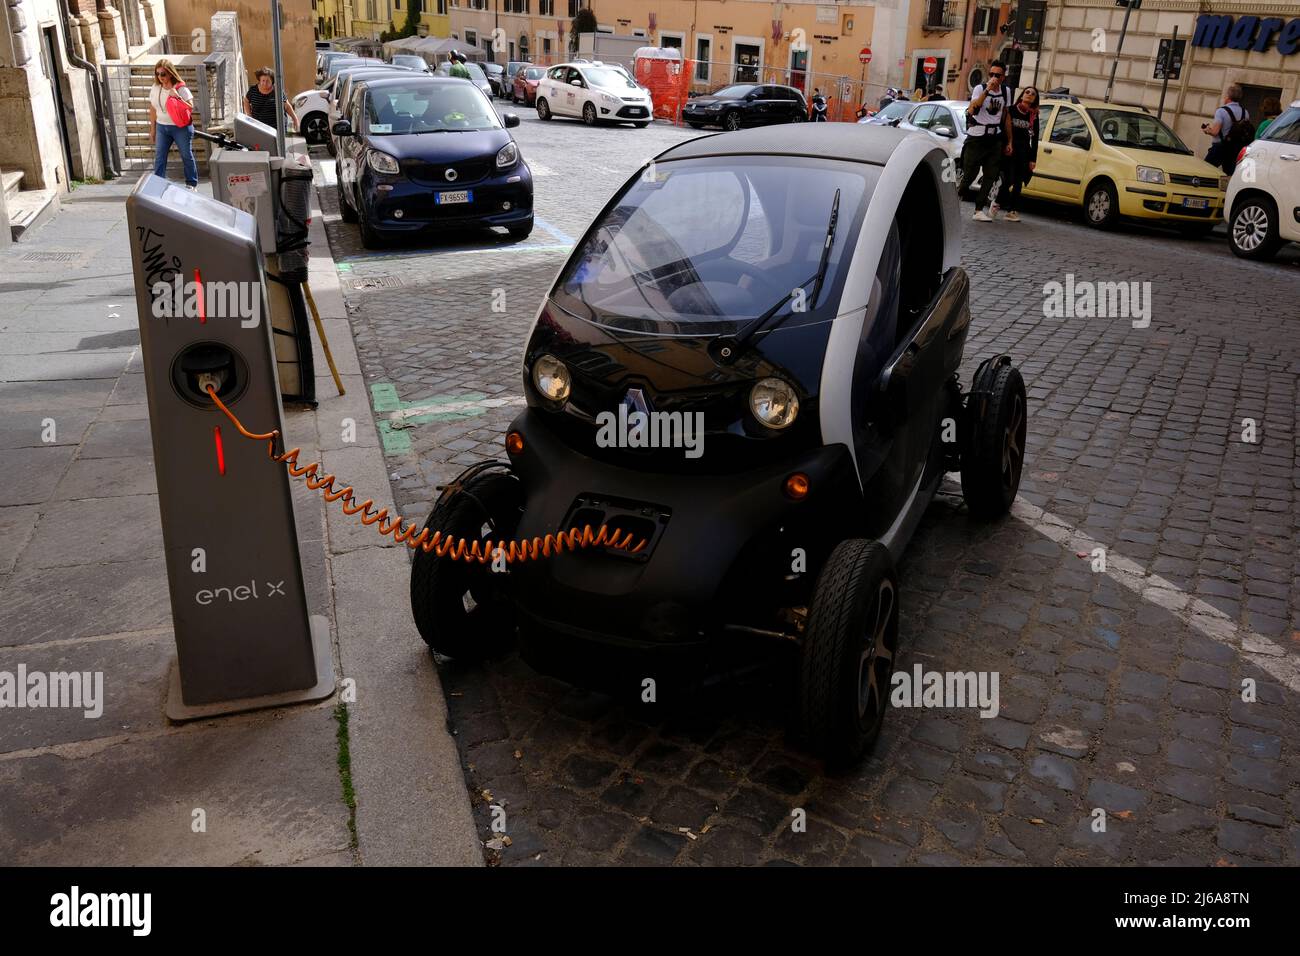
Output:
[{"xmin": 0, "ymin": 176, "xmax": 479, "ymax": 866}]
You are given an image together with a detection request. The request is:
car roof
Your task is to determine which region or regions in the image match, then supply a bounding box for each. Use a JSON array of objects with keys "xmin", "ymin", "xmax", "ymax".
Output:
[{"xmin": 660, "ymin": 123, "xmax": 911, "ymax": 167}]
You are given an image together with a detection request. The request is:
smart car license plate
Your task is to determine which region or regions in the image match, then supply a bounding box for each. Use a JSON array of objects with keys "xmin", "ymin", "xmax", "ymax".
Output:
[
  {"xmin": 436, "ymin": 190, "xmax": 471, "ymax": 205},
  {"xmin": 1182, "ymin": 197, "xmax": 1209, "ymax": 209}
]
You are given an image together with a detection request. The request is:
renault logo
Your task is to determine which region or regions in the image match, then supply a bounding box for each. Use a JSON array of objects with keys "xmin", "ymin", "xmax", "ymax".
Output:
[
  {"xmin": 622, "ymin": 387, "xmax": 652, "ymax": 416},
  {"xmin": 445, "ymin": 168, "xmax": 458, "ymax": 182}
]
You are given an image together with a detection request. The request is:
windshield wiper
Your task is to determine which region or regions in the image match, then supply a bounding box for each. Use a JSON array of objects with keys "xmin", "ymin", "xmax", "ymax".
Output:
[{"xmin": 710, "ymin": 188, "xmax": 841, "ymax": 365}]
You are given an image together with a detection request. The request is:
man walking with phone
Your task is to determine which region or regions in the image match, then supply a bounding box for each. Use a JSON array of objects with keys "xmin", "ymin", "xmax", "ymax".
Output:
[{"xmin": 961, "ymin": 61, "xmax": 1013, "ymax": 222}]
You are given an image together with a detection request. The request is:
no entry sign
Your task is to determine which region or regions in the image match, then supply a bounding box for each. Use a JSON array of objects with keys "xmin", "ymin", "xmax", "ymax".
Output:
[
  {"xmin": 859, "ymin": 47, "xmax": 872, "ymax": 64},
  {"xmin": 923, "ymin": 56, "xmax": 938, "ymax": 75}
]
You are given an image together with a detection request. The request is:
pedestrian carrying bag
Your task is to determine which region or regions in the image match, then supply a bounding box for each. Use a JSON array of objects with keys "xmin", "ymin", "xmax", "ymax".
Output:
[
  {"xmin": 165, "ymin": 83, "xmax": 194, "ymax": 127},
  {"xmin": 1223, "ymin": 104, "xmax": 1254, "ymax": 149}
]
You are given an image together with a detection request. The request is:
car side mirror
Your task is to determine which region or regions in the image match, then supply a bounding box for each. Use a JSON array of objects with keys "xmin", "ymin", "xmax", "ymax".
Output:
[
  {"xmin": 933, "ymin": 125, "xmax": 957, "ymax": 138},
  {"xmin": 570, "ymin": 79, "xmax": 582, "ymax": 87},
  {"xmin": 503, "ymin": 113, "xmax": 520, "ymax": 128},
  {"xmin": 332, "ymin": 119, "xmax": 353, "ymax": 137},
  {"xmin": 1071, "ymin": 133, "xmax": 1091, "ymax": 149}
]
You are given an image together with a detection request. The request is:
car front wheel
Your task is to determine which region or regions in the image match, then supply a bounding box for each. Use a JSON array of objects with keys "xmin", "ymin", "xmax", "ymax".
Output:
[
  {"xmin": 1084, "ymin": 179, "xmax": 1119, "ymax": 229},
  {"xmin": 1229, "ymin": 195, "xmax": 1283, "ymax": 260},
  {"xmin": 799, "ymin": 539, "xmax": 899, "ymax": 768},
  {"xmin": 724, "ymin": 111, "xmax": 742, "ymax": 131},
  {"xmin": 582, "ymin": 102, "xmax": 598, "ymax": 126}
]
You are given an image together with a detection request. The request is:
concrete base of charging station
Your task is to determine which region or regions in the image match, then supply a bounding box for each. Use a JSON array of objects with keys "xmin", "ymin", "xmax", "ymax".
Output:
[{"xmin": 164, "ymin": 615, "xmax": 336, "ymax": 721}]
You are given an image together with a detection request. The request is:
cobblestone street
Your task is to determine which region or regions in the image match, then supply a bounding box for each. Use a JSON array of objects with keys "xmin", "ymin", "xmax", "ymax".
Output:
[{"xmin": 315, "ymin": 111, "xmax": 1299, "ymax": 867}]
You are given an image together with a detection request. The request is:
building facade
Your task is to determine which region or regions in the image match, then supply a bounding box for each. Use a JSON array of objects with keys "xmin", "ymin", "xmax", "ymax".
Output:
[{"xmin": 1028, "ymin": 0, "xmax": 1300, "ymax": 147}]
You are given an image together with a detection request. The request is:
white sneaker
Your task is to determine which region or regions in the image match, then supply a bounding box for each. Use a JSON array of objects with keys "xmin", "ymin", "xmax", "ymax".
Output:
[
  {"xmin": 972, "ymin": 210, "xmax": 993, "ymax": 222},
  {"xmin": 185, "ymin": 185, "xmax": 197, "ymax": 191},
  {"xmin": 1005, "ymin": 211, "xmax": 1021, "ymax": 222}
]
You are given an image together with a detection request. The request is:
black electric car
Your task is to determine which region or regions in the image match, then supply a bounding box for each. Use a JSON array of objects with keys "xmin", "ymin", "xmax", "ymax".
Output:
[
  {"xmin": 683, "ymin": 83, "xmax": 808, "ymax": 130},
  {"xmin": 410, "ymin": 124, "xmax": 1029, "ymax": 766}
]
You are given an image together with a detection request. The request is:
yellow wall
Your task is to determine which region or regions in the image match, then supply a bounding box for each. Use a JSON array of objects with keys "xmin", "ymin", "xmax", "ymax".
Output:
[{"xmin": 164, "ymin": 0, "xmax": 316, "ymax": 96}]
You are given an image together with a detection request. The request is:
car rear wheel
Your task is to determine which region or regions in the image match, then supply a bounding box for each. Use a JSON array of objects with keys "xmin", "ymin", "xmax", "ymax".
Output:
[
  {"xmin": 799, "ymin": 539, "xmax": 899, "ymax": 768},
  {"xmin": 536, "ymin": 97, "xmax": 551, "ymax": 120},
  {"xmin": 410, "ymin": 468, "xmax": 523, "ymax": 661},
  {"xmin": 961, "ymin": 364, "xmax": 1028, "ymax": 519},
  {"xmin": 582, "ymin": 102, "xmax": 597, "ymax": 126},
  {"xmin": 724, "ymin": 111, "xmax": 742, "ymax": 131},
  {"xmin": 301, "ymin": 111, "xmax": 329, "ymax": 145},
  {"xmin": 1229, "ymin": 195, "xmax": 1283, "ymax": 260},
  {"xmin": 1084, "ymin": 179, "xmax": 1119, "ymax": 229}
]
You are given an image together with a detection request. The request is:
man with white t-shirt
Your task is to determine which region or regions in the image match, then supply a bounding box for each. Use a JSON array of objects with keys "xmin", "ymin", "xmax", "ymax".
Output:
[{"xmin": 960, "ymin": 60, "xmax": 1013, "ymax": 222}]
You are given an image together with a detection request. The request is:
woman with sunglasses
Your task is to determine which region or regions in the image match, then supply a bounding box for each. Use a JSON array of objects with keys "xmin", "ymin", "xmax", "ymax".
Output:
[
  {"xmin": 148, "ymin": 60, "xmax": 198, "ymax": 190},
  {"xmin": 1001, "ymin": 86, "xmax": 1041, "ymax": 223}
]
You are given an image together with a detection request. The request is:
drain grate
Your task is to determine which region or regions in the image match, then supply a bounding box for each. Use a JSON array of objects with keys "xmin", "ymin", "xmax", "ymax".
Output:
[
  {"xmin": 21, "ymin": 251, "xmax": 83, "ymax": 263},
  {"xmin": 349, "ymin": 275, "xmax": 403, "ymax": 291}
]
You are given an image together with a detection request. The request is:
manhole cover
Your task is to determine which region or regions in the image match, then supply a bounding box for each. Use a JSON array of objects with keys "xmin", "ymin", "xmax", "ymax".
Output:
[
  {"xmin": 21, "ymin": 251, "xmax": 83, "ymax": 262},
  {"xmin": 350, "ymin": 275, "xmax": 402, "ymax": 290}
]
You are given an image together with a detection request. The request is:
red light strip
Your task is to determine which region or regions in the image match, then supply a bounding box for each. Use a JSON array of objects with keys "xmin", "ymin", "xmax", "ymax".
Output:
[
  {"xmin": 194, "ymin": 267, "xmax": 206, "ymax": 324},
  {"xmin": 214, "ymin": 425, "xmax": 226, "ymax": 475}
]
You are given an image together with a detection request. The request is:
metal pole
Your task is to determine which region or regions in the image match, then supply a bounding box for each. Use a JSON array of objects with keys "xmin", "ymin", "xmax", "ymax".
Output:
[
  {"xmin": 1157, "ymin": 25, "xmax": 1177, "ymax": 120},
  {"xmin": 1104, "ymin": 0, "xmax": 1135, "ymax": 104},
  {"xmin": 271, "ymin": 0, "xmax": 286, "ymax": 155}
]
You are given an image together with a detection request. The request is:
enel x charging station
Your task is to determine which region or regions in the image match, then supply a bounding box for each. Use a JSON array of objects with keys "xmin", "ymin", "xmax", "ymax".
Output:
[{"xmin": 127, "ymin": 174, "xmax": 334, "ymax": 720}]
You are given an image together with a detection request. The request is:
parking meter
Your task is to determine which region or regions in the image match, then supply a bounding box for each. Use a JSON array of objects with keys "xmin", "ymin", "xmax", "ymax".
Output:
[{"xmin": 127, "ymin": 173, "xmax": 333, "ymax": 719}]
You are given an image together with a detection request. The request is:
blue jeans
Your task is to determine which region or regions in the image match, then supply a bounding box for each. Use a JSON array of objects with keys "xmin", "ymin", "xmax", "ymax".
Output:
[{"xmin": 153, "ymin": 123, "xmax": 198, "ymax": 187}]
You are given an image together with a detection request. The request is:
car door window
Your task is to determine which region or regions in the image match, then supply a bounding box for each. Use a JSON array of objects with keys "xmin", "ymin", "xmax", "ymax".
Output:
[
  {"xmin": 567, "ymin": 68, "xmax": 585, "ymax": 87},
  {"xmin": 1262, "ymin": 107, "xmax": 1300, "ymax": 143},
  {"xmin": 547, "ymin": 66, "xmax": 566, "ymax": 82},
  {"xmin": 1050, "ymin": 108, "xmax": 1090, "ymax": 148},
  {"xmin": 910, "ymin": 105, "xmax": 937, "ymax": 129},
  {"xmin": 1034, "ymin": 104, "xmax": 1054, "ymax": 133}
]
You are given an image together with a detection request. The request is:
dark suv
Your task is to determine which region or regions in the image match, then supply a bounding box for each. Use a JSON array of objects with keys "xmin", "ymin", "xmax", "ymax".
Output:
[{"xmin": 683, "ymin": 83, "xmax": 808, "ymax": 131}]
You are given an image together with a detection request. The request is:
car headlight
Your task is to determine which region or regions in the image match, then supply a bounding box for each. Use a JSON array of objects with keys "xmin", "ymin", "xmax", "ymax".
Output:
[
  {"xmin": 1135, "ymin": 166, "xmax": 1166, "ymax": 185},
  {"xmin": 532, "ymin": 354, "xmax": 571, "ymax": 402},
  {"xmin": 367, "ymin": 151, "xmax": 399, "ymax": 175},
  {"xmin": 496, "ymin": 141, "xmax": 518, "ymax": 168},
  {"xmin": 293, "ymin": 94, "xmax": 309, "ymax": 109},
  {"xmin": 705, "ymin": 102, "xmax": 724, "ymax": 110},
  {"xmin": 750, "ymin": 378, "xmax": 799, "ymax": 430}
]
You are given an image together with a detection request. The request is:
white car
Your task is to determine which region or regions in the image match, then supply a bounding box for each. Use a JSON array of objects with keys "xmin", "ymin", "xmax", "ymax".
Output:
[
  {"xmin": 535, "ymin": 62, "xmax": 653, "ymax": 127},
  {"xmin": 292, "ymin": 87, "xmax": 332, "ymax": 144},
  {"xmin": 895, "ymin": 100, "xmax": 969, "ymax": 166},
  {"xmin": 1226, "ymin": 100, "xmax": 1300, "ymax": 260}
]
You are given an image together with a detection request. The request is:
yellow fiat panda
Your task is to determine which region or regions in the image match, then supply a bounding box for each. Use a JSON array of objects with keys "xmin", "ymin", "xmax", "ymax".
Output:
[{"xmin": 1022, "ymin": 93, "xmax": 1227, "ymax": 235}]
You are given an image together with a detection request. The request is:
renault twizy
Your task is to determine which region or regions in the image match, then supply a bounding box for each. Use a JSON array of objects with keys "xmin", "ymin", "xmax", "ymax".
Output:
[{"xmin": 410, "ymin": 125, "xmax": 1029, "ymax": 766}]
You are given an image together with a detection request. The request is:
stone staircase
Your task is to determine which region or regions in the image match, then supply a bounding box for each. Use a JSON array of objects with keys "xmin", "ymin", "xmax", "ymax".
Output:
[{"xmin": 121, "ymin": 57, "xmax": 216, "ymax": 172}]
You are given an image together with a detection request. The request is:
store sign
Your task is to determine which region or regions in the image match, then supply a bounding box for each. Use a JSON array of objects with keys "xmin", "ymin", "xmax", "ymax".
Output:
[{"xmin": 1191, "ymin": 14, "xmax": 1300, "ymax": 55}]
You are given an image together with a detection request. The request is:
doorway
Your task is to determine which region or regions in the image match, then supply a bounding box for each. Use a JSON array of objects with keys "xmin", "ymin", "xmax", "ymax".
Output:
[
  {"xmin": 789, "ymin": 48, "xmax": 807, "ymax": 93},
  {"xmin": 1239, "ymin": 83, "xmax": 1283, "ymax": 126},
  {"xmin": 41, "ymin": 27, "xmax": 76, "ymax": 183}
]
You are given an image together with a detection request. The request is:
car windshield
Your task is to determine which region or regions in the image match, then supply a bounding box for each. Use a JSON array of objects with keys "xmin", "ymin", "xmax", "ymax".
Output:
[
  {"xmin": 392, "ymin": 56, "xmax": 424, "ymax": 69},
  {"xmin": 1087, "ymin": 108, "xmax": 1191, "ymax": 154},
  {"xmin": 556, "ymin": 156, "xmax": 873, "ymax": 334},
  {"xmin": 874, "ymin": 100, "xmax": 913, "ymax": 122},
  {"xmin": 365, "ymin": 84, "xmax": 499, "ymax": 134},
  {"xmin": 711, "ymin": 85, "xmax": 756, "ymax": 99},
  {"xmin": 584, "ymin": 67, "xmax": 637, "ymax": 90}
]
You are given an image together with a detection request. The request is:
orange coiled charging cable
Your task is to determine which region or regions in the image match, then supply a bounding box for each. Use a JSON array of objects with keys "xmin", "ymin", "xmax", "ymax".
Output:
[{"xmin": 204, "ymin": 385, "xmax": 647, "ymax": 564}]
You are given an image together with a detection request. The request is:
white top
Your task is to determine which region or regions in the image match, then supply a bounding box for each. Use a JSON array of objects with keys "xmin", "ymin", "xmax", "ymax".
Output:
[
  {"xmin": 966, "ymin": 83, "xmax": 1008, "ymax": 137},
  {"xmin": 150, "ymin": 83, "xmax": 194, "ymax": 126}
]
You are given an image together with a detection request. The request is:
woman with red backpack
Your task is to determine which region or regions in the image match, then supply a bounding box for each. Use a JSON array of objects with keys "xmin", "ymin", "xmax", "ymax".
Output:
[{"xmin": 148, "ymin": 59, "xmax": 198, "ymax": 190}]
